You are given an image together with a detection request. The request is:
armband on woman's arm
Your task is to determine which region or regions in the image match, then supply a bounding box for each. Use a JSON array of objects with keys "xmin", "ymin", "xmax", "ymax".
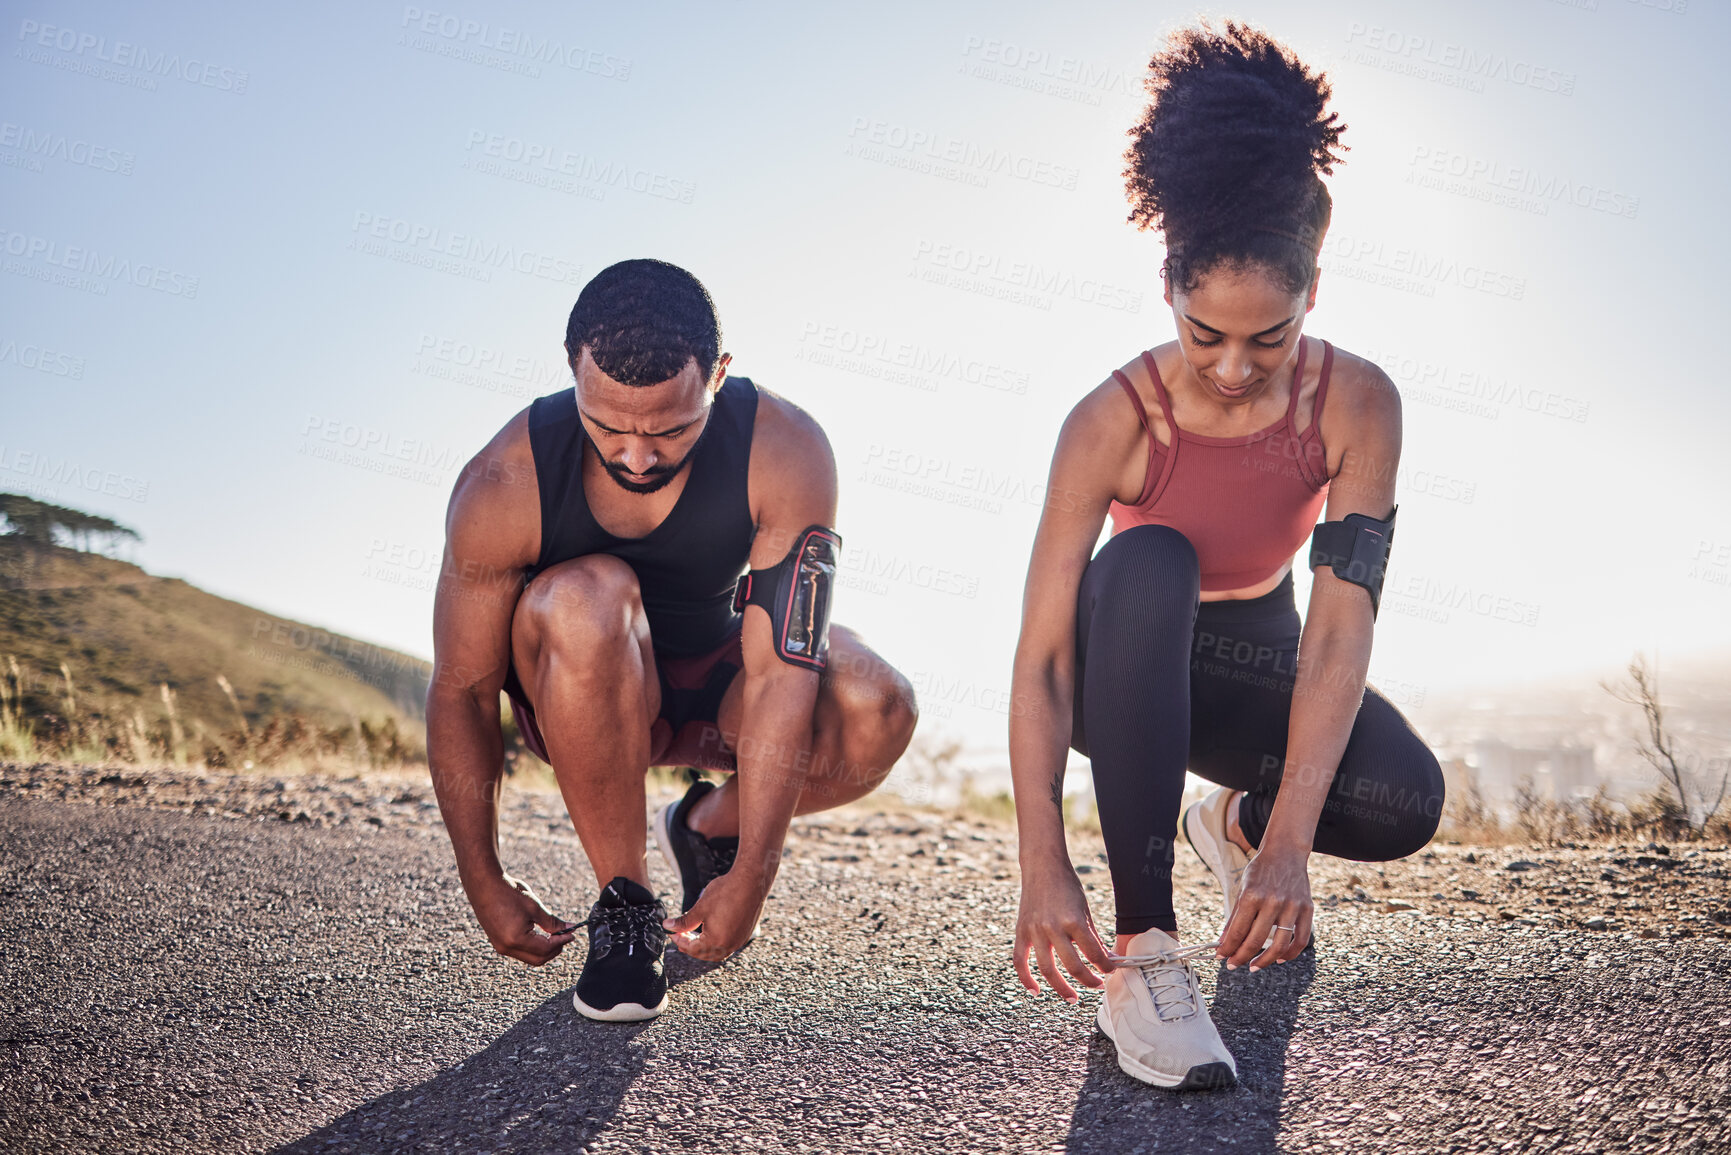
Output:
[{"xmin": 1308, "ymin": 505, "xmax": 1396, "ymax": 618}]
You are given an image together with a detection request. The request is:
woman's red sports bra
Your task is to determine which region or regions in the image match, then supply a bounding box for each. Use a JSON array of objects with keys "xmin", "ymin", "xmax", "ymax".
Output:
[{"xmin": 1107, "ymin": 337, "xmax": 1334, "ymax": 592}]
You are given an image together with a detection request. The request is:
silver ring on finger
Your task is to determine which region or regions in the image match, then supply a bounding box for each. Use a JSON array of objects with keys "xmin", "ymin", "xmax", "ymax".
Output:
[{"xmin": 1273, "ymin": 924, "xmax": 1296, "ymax": 933}]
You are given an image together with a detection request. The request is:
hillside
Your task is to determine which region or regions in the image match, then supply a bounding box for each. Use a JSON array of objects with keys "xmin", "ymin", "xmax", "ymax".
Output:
[{"xmin": 0, "ymin": 537, "xmax": 431, "ymax": 748}]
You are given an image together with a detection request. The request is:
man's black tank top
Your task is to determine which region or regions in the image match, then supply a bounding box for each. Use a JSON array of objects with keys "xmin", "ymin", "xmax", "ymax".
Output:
[{"xmin": 523, "ymin": 376, "xmax": 758, "ymax": 657}]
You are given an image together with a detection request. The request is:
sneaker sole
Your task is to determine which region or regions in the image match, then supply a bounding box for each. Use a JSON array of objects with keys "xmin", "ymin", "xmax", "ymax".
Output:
[
  {"xmin": 651, "ymin": 798, "xmax": 761, "ymax": 944},
  {"xmin": 1096, "ymin": 1002, "xmax": 1237, "ymax": 1090},
  {"xmin": 572, "ymin": 989, "xmax": 668, "ymax": 1022}
]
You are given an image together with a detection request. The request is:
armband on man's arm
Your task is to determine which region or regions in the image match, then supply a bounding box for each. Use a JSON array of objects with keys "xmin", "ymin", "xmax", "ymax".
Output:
[
  {"xmin": 1308, "ymin": 505, "xmax": 1397, "ymax": 619},
  {"xmin": 732, "ymin": 525, "xmax": 841, "ymax": 670}
]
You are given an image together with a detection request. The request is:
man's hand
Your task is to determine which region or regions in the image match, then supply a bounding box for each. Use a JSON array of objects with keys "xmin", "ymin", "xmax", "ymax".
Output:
[
  {"xmin": 661, "ymin": 868, "xmax": 767, "ymax": 962},
  {"xmin": 1217, "ymin": 846, "xmax": 1314, "ymax": 972},
  {"xmin": 471, "ymin": 873, "xmax": 578, "ymax": 966}
]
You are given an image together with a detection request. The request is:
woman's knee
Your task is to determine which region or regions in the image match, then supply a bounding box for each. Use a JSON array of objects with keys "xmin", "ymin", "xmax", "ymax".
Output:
[
  {"xmin": 1083, "ymin": 526, "xmax": 1199, "ymax": 615},
  {"xmin": 1399, "ymin": 750, "xmax": 1447, "ymax": 855},
  {"xmin": 1333, "ymin": 750, "xmax": 1446, "ymax": 860},
  {"xmin": 1094, "ymin": 524, "xmax": 1197, "ymax": 576}
]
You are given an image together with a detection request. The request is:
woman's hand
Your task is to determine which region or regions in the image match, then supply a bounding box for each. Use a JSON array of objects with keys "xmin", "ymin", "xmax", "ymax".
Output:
[
  {"xmin": 1013, "ymin": 860, "xmax": 1116, "ymax": 1003},
  {"xmin": 1218, "ymin": 845, "xmax": 1314, "ymax": 971}
]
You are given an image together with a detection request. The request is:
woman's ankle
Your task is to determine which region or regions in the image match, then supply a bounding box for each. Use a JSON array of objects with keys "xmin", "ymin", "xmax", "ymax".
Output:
[
  {"xmin": 1225, "ymin": 790, "xmax": 1254, "ymax": 854},
  {"xmin": 1115, "ymin": 928, "xmax": 1181, "ymax": 954}
]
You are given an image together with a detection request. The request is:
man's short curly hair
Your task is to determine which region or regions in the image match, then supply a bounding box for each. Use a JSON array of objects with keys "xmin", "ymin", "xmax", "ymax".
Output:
[
  {"xmin": 565, "ymin": 258, "xmax": 722, "ymax": 387},
  {"xmin": 1124, "ymin": 21, "xmax": 1348, "ymax": 296}
]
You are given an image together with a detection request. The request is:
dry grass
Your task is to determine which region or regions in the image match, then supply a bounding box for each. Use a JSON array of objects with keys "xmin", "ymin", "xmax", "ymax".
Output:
[
  {"xmin": 1439, "ymin": 777, "xmax": 1731, "ymax": 847},
  {"xmin": 2, "ymin": 649, "xmax": 431, "ymax": 776}
]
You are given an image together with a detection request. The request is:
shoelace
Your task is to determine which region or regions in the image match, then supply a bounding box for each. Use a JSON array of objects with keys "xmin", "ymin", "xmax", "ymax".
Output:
[
  {"xmin": 577, "ymin": 901, "xmax": 667, "ymax": 959},
  {"xmin": 1107, "ymin": 940, "xmax": 1221, "ymax": 1022}
]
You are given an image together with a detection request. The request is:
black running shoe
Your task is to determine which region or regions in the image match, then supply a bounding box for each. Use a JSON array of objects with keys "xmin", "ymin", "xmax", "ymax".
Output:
[
  {"xmin": 653, "ymin": 779, "xmax": 740, "ymax": 914},
  {"xmin": 571, "ymin": 877, "xmax": 669, "ymax": 1022}
]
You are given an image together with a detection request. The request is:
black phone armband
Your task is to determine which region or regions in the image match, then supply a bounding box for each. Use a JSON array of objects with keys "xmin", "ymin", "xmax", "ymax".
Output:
[
  {"xmin": 731, "ymin": 525, "xmax": 842, "ymax": 670},
  {"xmin": 1308, "ymin": 505, "xmax": 1397, "ymax": 619}
]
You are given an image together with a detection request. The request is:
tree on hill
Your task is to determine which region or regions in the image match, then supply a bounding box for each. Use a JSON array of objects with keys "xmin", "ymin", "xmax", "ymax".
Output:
[{"xmin": 0, "ymin": 493, "xmax": 142, "ymax": 556}]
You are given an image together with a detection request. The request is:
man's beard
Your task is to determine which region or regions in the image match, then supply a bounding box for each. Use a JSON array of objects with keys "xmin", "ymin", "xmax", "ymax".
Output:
[
  {"xmin": 600, "ymin": 452, "xmax": 691, "ymax": 495},
  {"xmin": 596, "ymin": 414, "xmax": 712, "ymax": 495}
]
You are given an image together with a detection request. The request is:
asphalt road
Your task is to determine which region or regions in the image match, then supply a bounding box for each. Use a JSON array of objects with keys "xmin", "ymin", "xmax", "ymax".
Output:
[{"xmin": 2, "ymin": 770, "xmax": 1729, "ymax": 1153}]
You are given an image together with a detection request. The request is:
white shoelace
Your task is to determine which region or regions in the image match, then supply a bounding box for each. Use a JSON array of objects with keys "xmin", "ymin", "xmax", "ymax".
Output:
[{"xmin": 1107, "ymin": 939, "xmax": 1221, "ymax": 1022}]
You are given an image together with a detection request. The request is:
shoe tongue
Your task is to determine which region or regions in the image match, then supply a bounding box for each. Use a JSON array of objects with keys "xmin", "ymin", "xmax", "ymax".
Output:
[
  {"xmin": 1128, "ymin": 926, "xmax": 1182, "ymax": 955},
  {"xmin": 599, "ymin": 876, "xmax": 657, "ymax": 907}
]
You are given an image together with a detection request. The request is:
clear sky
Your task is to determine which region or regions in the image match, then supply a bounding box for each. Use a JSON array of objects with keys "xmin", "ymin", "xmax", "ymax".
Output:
[{"xmin": 4, "ymin": 0, "xmax": 1728, "ymax": 769}]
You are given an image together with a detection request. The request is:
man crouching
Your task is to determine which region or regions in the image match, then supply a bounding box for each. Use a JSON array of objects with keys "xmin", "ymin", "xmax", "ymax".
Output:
[{"xmin": 426, "ymin": 258, "xmax": 917, "ymax": 1019}]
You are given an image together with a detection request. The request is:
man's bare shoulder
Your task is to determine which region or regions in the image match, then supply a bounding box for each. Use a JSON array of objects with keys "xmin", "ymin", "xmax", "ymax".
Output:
[
  {"xmin": 445, "ymin": 407, "xmax": 541, "ymax": 569},
  {"xmin": 748, "ymin": 385, "xmax": 836, "ymax": 494}
]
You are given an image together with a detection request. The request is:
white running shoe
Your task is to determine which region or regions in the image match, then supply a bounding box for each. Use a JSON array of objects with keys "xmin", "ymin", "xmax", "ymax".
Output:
[
  {"xmin": 1182, "ymin": 787, "xmax": 1251, "ymax": 923},
  {"xmin": 1097, "ymin": 928, "xmax": 1237, "ymax": 1090}
]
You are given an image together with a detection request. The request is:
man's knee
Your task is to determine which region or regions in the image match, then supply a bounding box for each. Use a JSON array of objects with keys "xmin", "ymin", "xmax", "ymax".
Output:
[
  {"xmin": 817, "ymin": 660, "xmax": 915, "ymax": 793},
  {"xmin": 868, "ymin": 668, "xmax": 918, "ymax": 769},
  {"xmin": 516, "ymin": 554, "xmax": 643, "ymax": 651}
]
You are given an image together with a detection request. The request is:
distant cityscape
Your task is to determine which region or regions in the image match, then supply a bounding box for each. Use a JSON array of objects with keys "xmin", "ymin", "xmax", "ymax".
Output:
[
  {"xmin": 897, "ymin": 661, "xmax": 1731, "ymax": 822},
  {"xmin": 1417, "ymin": 665, "xmax": 1731, "ymax": 819}
]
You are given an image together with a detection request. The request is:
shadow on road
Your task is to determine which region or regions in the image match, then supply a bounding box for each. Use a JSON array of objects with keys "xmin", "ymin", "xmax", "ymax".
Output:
[
  {"xmin": 1064, "ymin": 949, "xmax": 1316, "ymax": 1153},
  {"xmin": 272, "ymin": 942, "xmax": 731, "ymax": 1154},
  {"xmin": 273, "ymin": 989, "xmax": 652, "ymax": 1154}
]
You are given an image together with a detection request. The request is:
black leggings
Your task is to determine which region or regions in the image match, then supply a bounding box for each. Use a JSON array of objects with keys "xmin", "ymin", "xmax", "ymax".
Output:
[{"xmin": 1072, "ymin": 524, "xmax": 1445, "ymax": 935}]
